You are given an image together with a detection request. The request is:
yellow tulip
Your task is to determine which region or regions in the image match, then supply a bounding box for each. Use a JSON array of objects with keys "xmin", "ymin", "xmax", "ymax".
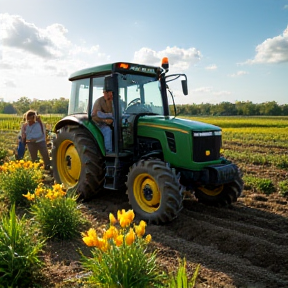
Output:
[
  {"xmin": 45, "ymin": 190, "xmax": 55, "ymax": 200},
  {"xmin": 82, "ymin": 236, "xmax": 96, "ymax": 247},
  {"xmin": 87, "ymin": 228, "xmax": 97, "ymax": 239},
  {"xmin": 22, "ymin": 192, "xmax": 35, "ymax": 201},
  {"xmin": 81, "ymin": 228, "xmax": 99, "ymax": 247},
  {"xmin": 104, "ymin": 226, "xmax": 118, "ymax": 239},
  {"xmin": 109, "ymin": 213, "xmax": 117, "ymax": 225},
  {"xmin": 115, "ymin": 235, "xmax": 124, "ymax": 247},
  {"xmin": 118, "ymin": 210, "xmax": 135, "ymax": 228},
  {"xmin": 98, "ymin": 238, "xmax": 109, "ymax": 252},
  {"xmin": 119, "ymin": 216, "xmax": 131, "ymax": 228},
  {"xmin": 134, "ymin": 224, "xmax": 145, "ymax": 238},
  {"xmin": 145, "ymin": 234, "xmax": 152, "ymax": 244},
  {"xmin": 117, "ymin": 209, "xmax": 126, "ymax": 221},
  {"xmin": 126, "ymin": 210, "xmax": 135, "ymax": 222},
  {"xmin": 125, "ymin": 228, "xmax": 135, "ymax": 245}
]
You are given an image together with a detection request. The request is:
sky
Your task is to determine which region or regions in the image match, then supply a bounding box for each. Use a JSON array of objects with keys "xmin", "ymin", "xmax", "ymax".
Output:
[{"xmin": 0, "ymin": 0, "xmax": 288, "ymax": 105}]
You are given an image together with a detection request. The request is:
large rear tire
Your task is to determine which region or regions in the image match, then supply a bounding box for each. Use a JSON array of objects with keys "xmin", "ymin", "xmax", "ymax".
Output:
[
  {"xmin": 126, "ymin": 159, "xmax": 183, "ymax": 224},
  {"xmin": 52, "ymin": 126, "xmax": 105, "ymax": 199},
  {"xmin": 194, "ymin": 168, "xmax": 243, "ymax": 206}
]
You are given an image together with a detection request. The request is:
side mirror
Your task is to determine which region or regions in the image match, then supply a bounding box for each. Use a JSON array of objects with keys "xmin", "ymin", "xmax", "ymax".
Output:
[
  {"xmin": 104, "ymin": 75, "xmax": 115, "ymax": 92},
  {"xmin": 181, "ymin": 80, "xmax": 188, "ymax": 95}
]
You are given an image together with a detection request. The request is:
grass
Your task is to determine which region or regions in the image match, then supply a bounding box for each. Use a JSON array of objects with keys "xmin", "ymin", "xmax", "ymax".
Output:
[{"xmin": 0, "ymin": 205, "xmax": 45, "ymax": 287}]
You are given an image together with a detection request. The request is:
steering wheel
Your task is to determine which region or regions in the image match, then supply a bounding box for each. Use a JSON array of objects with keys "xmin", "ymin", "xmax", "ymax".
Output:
[{"xmin": 127, "ymin": 98, "xmax": 141, "ymax": 107}]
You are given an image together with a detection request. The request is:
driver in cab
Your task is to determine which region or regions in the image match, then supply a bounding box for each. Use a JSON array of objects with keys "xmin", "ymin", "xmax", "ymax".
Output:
[{"xmin": 92, "ymin": 89, "xmax": 113, "ymax": 153}]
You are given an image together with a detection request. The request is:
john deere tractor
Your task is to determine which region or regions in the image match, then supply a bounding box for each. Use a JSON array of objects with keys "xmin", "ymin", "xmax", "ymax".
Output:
[{"xmin": 52, "ymin": 58, "xmax": 243, "ymax": 224}]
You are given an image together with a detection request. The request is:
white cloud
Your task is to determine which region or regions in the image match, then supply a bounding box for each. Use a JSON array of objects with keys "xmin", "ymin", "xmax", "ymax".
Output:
[
  {"xmin": 213, "ymin": 90, "xmax": 231, "ymax": 96},
  {"xmin": 193, "ymin": 87, "xmax": 213, "ymax": 93},
  {"xmin": 0, "ymin": 13, "xmax": 114, "ymax": 102},
  {"xmin": 1, "ymin": 13, "xmax": 62, "ymax": 59},
  {"xmin": 205, "ymin": 64, "xmax": 217, "ymax": 70},
  {"xmin": 0, "ymin": 60, "xmax": 13, "ymax": 69},
  {"xmin": 228, "ymin": 70, "xmax": 249, "ymax": 77},
  {"xmin": 0, "ymin": 13, "xmax": 111, "ymax": 78},
  {"xmin": 133, "ymin": 46, "xmax": 202, "ymax": 71},
  {"xmin": 0, "ymin": 78, "xmax": 17, "ymax": 88},
  {"xmin": 246, "ymin": 25, "xmax": 288, "ymax": 64},
  {"xmin": 192, "ymin": 86, "xmax": 231, "ymax": 96}
]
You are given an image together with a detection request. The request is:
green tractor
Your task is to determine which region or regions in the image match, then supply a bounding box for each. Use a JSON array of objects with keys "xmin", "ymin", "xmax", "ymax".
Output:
[{"xmin": 52, "ymin": 58, "xmax": 243, "ymax": 224}]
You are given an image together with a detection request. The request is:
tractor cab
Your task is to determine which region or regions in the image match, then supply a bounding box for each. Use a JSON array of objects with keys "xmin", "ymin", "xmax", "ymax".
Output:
[{"xmin": 67, "ymin": 59, "xmax": 187, "ymax": 158}]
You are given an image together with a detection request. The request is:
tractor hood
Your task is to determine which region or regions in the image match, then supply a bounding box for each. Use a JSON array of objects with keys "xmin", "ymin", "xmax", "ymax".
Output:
[{"xmin": 137, "ymin": 115, "xmax": 221, "ymax": 133}]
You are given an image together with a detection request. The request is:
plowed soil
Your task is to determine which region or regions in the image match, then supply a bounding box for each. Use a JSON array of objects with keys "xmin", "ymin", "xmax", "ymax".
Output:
[{"xmin": 42, "ymin": 178, "xmax": 288, "ymax": 288}]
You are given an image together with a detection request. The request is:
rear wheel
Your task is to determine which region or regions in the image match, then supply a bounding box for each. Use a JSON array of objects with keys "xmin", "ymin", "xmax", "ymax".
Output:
[
  {"xmin": 126, "ymin": 159, "xmax": 183, "ymax": 224},
  {"xmin": 194, "ymin": 170, "xmax": 243, "ymax": 206},
  {"xmin": 52, "ymin": 126, "xmax": 105, "ymax": 199}
]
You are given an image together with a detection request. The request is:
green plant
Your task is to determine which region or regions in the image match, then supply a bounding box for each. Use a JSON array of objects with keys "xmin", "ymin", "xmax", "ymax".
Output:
[
  {"xmin": 26, "ymin": 183, "xmax": 83, "ymax": 240},
  {"xmin": 81, "ymin": 209, "xmax": 162, "ymax": 288},
  {"xmin": 0, "ymin": 204, "xmax": 45, "ymax": 287},
  {"xmin": 0, "ymin": 148, "xmax": 8, "ymax": 164},
  {"xmin": 166, "ymin": 258, "xmax": 199, "ymax": 288},
  {"xmin": 0, "ymin": 160, "xmax": 42, "ymax": 205},
  {"xmin": 278, "ymin": 180, "xmax": 288, "ymax": 197},
  {"xmin": 244, "ymin": 176, "xmax": 275, "ymax": 195}
]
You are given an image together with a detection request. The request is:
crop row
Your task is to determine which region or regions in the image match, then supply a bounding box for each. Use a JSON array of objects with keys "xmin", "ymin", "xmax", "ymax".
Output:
[{"xmin": 0, "ymin": 114, "xmax": 63, "ymax": 131}]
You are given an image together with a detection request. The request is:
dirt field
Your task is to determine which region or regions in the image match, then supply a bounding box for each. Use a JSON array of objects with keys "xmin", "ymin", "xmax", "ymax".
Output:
[{"xmin": 41, "ymin": 164, "xmax": 288, "ymax": 288}]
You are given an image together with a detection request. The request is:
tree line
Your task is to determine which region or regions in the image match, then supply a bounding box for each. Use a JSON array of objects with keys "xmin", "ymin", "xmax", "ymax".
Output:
[
  {"xmin": 0, "ymin": 97, "xmax": 69, "ymax": 115},
  {"xmin": 1, "ymin": 97, "xmax": 288, "ymax": 116},
  {"xmin": 171, "ymin": 101, "xmax": 288, "ymax": 116}
]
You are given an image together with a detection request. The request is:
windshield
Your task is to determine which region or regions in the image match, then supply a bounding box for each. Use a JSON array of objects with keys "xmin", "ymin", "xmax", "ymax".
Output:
[{"xmin": 118, "ymin": 74, "xmax": 164, "ymax": 115}]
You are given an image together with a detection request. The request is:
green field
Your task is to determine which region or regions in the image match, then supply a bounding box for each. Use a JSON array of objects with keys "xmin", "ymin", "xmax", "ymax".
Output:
[
  {"xmin": 0, "ymin": 114, "xmax": 63, "ymax": 155},
  {"xmin": 1, "ymin": 114, "xmax": 288, "ymax": 195}
]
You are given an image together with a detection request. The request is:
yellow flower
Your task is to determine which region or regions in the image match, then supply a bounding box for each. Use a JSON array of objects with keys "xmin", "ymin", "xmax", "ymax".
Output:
[
  {"xmin": 35, "ymin": 184, "xmax": 45, "ymax": 197},
  {"xmin": 109, "ymin": 213, "xmax": 117, "ymax": 225},
  {"xmin": 126, "ymin": 210, "xmax": 135, "ymax": 222},
  {"xmin": 134, "ymin": 220, "xmax": 146, "ymax": 238},
  {"xmin": 115, "ymin": 234, "xmax": 124, "ymax": 247},
  {"xmin": 82, "ymin": 236, "xmax": 96, "ymax": 247},
  {"xmin": 145, "ymin": 234, "xmax": 152, "ymax": 244},
  {"xmin": 53, "ymin": 191, "xmax": 60, "ymax": 198},
  {"xmin": 118, "ymin": 209, "xmax": 135, "ymax": 228},
  {"xmin": 117, "ymin": 209, "xmax": 126, "ymax": 221},
  {"xmin": 98, "ymin": 238, "xmax": 109, "ymax": 252},
  {"xmin": 125, "ymin": 228, "xmax": 136, "ymax": 246},
  {"xmin": 59, "ymin": 190, "xmax": 67, "ymax": 197},
  {"xmin": 45, "ymin": 190, "xmax": 55, "ymax": 200},
  {"xmin": 104, "ymin": 226, "xmax": 118, "ymax": 239},
  {"xmin": 23, "ymin": 191, "xmax": 35, "ymax": 201},
  {"xmin": 52, "ymin": 183, "xmax": 63, "ymax": 192},
  {"xmin": 82, "ymin": 228, "xmax": 99, "ymax": 247}
]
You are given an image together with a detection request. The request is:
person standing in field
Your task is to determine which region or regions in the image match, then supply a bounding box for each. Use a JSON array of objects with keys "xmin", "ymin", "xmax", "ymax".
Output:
[{"xmin": 22, "ymin": 110, "xmax": 50, "ymax": 170}]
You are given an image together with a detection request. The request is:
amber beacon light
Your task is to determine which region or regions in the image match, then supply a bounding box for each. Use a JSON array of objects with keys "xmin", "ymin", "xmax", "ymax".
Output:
[{"xmin": 161, "ymin": 57, "xmax": 169, "ymax": 72}]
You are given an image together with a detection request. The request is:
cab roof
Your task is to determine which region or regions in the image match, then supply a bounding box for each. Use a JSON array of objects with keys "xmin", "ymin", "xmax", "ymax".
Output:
[{"xmin": 69, "ymin": 62, "xmax": 160, "ymax": 81}]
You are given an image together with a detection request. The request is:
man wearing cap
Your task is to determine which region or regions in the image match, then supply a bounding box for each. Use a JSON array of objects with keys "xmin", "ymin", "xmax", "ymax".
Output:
[{"xmin": 92, "ymin": 89, "xmax": 113, "ymax": 152}]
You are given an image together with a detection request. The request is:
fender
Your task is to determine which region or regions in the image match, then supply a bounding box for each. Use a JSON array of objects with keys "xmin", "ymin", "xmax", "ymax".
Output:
[{"xmin": 53, "ymin": 114, "xmax": 106, "ymax": 155}]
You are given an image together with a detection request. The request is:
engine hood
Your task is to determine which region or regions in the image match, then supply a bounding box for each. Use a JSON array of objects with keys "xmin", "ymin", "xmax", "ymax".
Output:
[{"xmin": 137, "ymin": 115, "xmax": 221, "ymax": 133}]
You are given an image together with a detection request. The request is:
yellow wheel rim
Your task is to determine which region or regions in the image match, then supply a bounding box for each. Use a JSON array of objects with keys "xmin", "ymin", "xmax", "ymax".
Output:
[
  {"xmin": 133, "ymin": 173, "xmax": 161, "ymax": 213},
  {"xmin": 197, "ymin": 185, "xmax": 224, "ymax": 196},
  {"xmin": 57, "ymin": 140, "xmax": 81, "ymax": 188}
]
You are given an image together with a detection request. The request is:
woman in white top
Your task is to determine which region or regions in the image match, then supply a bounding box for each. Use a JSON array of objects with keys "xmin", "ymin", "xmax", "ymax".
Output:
[{"xmin": 22, "ymin": 110, "xmax": 50, "ymax": 170}]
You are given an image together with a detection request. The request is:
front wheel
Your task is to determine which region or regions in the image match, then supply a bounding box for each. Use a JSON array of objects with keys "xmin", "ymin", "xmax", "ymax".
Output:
[
  {"xmin": 194, "ymin": 168, "xmax": 243, "ymax": 206},
  {"xmin": 52, "ymin": 126, "xmax": 105, "ymax": 199},
  {"xmin": 126, "ymin": 159, "xmax": 183, "ymax": 224}
]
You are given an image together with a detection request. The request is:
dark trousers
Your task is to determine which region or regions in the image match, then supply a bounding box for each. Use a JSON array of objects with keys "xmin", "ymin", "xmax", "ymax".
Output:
[{"xmin": 27, "ymin": 140, "xmax": 50, "ymax": 167}]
